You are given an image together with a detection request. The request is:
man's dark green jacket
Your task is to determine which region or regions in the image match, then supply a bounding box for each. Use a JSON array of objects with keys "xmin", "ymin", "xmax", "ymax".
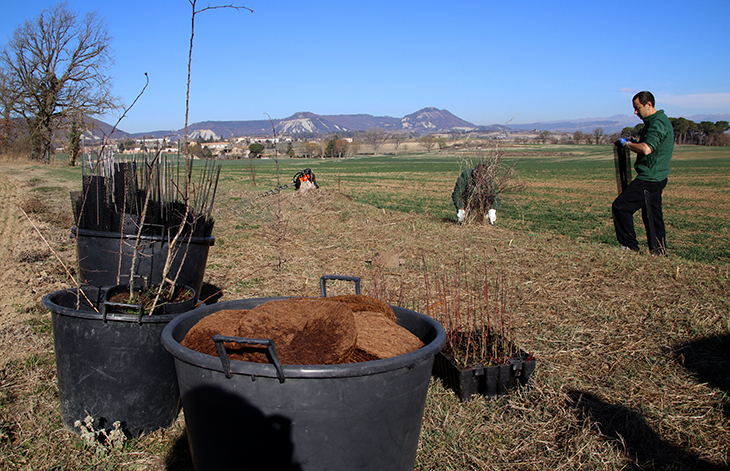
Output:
[
  {"xmin": 451, "ymin": 168, "xmax": 473, "ymax": 209},
  {"xmin": 636, "ymin": 109, "xmax": 673, "ymax": 182}
]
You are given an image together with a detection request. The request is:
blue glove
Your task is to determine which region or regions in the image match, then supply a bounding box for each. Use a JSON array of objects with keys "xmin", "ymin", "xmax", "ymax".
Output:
[{"xmin": 618, "ymin": 138, "xmax": 631, "ymax": 147}]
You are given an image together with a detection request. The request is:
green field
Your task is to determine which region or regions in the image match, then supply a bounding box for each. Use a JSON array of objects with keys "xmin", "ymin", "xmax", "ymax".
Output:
[{"xmin": 214, "ymin": 144, "xmax": 730, "ymax": 265}]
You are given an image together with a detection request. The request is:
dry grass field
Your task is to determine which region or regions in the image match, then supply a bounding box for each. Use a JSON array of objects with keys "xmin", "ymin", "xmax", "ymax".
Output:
[{"xmin": 0, "ymin": 148, "xmax": 728, "ymax": 470}]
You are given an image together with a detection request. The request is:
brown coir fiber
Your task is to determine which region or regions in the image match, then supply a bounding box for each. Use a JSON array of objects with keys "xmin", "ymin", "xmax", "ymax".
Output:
[
  {"xmin": 321, "ymin": 294, "xmax": 396, "ymax": 322},
  {"xmin": 181, "ymin": 296, "xmax": 423, "ymax": 365},
  {"xmin": 181, "ymin": 309, "xmax": 250, "ymax": 357},
  {"xmin": 182, "ymin": 298, "xmax": 358, "ymax": 365},
  {"xmin": 352, "ymin": 310, "xmax": 423, "ymax": 360}
]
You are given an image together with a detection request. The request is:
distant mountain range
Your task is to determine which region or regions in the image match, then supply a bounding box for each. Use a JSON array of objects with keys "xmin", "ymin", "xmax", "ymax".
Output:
[
  {"xmin": 84, "ymin": 107, "xmax": 730, "ymax": 142},
  {"xmin": 119, "ymin": 107, "xmax": 492, "ymax": 141},
  {"xmin": 507, "ymin": 115, "xmax": 640, "ymax": 133}
]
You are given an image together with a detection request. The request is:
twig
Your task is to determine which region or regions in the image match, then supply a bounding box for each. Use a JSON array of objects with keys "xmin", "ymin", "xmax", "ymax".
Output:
[
  {"xmin": 185, "ymin": 1, "xmax": 252, "ymax": 161},
  {"xmin": 19, "ymin": 205, "xmax": 98, "ymax": 312}
]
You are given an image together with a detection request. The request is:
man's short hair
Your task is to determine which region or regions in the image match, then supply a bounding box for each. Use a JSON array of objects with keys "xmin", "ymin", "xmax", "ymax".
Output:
[{"xmin": 633, "ymin": 91, "xmax": 655, "ymax": 107}]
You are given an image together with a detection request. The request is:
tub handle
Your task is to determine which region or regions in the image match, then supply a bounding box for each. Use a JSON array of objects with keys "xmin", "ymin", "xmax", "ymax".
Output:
[
  {"xmin": 101, "ymin": 281, "xmax": 149, "ymax": 323},
  {"xmin": 102, "ymin": 300, "xmax": 145, "ymax": 323},
  {"xmin": 320, "ymin": 275, "xmax": 361, "ymax": 297},
  {"xmin": 142, "ymin": 223, "xmax": 165, "ymax": 236},
  {"xmin": 212, "ymin": 335, "xmax": 286, "ymax": 383}
]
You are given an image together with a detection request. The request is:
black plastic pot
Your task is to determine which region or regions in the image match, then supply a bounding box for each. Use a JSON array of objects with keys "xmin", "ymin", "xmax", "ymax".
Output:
[
  {"xmin": 71, "ymin": 226, "xmax": 214, "ymax": 295},
  {"xmin": 42, "ymin": 285, "xmax": 183, "ymax": 437},
  {"xmin": 432, "ymin": 350, "xmax": 536, "ymax": 402},
  {"xmin": 161, "ymin": 297, "xmax": 446, "ymax": 471},
  {"xmin": 103, "ymin": 283, "xmax": 196, "ymax": 316}
]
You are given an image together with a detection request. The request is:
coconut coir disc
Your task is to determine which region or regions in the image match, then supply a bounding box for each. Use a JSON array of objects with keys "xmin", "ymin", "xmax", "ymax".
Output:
[
  {"xmin": 352, "ymin": 310, "xmax": 424, "ymax": 360},
  {"xmin": 322, "ymin": 294, "xmax": 396, "ymax": 322},
  {"xmin": 182, "ymin": 298, "xmax": 358, "ymax": 365},
  {"xmin": 181, "ymin": 296, "xmax": 424, "ymax": 365},
  {"xmin": 181, "ymin": 309, "xmax": 249, "ymax": 357},
  {"xmin": 239, "ymin": 298, "xmax": 357, "ymax": 365}
]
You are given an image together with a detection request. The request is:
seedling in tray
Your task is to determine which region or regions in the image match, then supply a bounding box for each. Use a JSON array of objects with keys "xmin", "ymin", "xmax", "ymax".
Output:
[{"xmin": 419, "ymin": 258, "xmax": 536, "ymax": 401}]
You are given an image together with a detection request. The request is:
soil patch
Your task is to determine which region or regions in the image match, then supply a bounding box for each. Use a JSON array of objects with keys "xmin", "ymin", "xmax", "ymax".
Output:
[{"xmin": 106, "ymin": 284, "xmax": 195, "ymax": 314}]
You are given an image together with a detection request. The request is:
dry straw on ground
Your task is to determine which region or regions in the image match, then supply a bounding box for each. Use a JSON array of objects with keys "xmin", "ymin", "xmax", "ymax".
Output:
[{"xmin": 0, "ymin": 161, "xmax": 728, "ymax": 470}]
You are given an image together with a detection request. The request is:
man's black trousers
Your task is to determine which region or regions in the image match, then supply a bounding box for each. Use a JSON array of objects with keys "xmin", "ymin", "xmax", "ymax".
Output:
[{"xmin": 612, "ymin": 178, "xmax": 667, "ymax": 254}]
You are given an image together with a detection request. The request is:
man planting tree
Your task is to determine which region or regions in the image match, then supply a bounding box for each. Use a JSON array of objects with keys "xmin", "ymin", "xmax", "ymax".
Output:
[
  {"xmin": 612, "ymin": 91, "xmax": 673, "ymax": 255},
  {"xmin": 452, "ymin": 163, "xmax": 498, "ymax": 225}
]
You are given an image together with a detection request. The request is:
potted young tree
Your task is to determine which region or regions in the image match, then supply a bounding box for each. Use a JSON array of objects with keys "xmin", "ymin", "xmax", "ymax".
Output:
[
  {"xmin": 103, "ymin": 281, "xmax": 196, "ymax": 316},
  {"xmin": 42, "ymin": 285, "xmax": 187, "ymax": 437},
  {"xmin": 42, "ymin": 0, "xmax": 238, "ymax": 438},
  {"xmin": 43, "ymin": 152, "xmax": 219, "ymax": 436},
  {"xmin": 71, "ymin": 154, "xmax": 218, "ymax": 295},
  {"xmin": 432, "ymin": 327, "xmax": 536, "ymax": 402}
]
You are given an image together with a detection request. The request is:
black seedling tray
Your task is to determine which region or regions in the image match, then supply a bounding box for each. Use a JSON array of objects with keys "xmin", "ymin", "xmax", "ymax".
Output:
[{"xmin": 432, "ymin": 351, "xmax": 535, "ymax": 402}]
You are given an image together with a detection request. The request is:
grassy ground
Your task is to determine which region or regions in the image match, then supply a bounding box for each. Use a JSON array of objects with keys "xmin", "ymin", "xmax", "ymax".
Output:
[{"xmin": 0, "ymin": 144, "xmax": 729, "ymax": 470}]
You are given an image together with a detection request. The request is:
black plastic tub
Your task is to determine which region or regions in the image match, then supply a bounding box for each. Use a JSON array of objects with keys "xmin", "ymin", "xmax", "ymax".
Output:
[
  {"xmin": 42, "ymin": 285, "xmax": 183, "ymax": 437},
  {"xmin": 71, "ymin": 226, "xmax": 214, "ymax": 295},
  {"xmin": 161, "ymin": 297, "xmax": 446, "ymax": 471}
]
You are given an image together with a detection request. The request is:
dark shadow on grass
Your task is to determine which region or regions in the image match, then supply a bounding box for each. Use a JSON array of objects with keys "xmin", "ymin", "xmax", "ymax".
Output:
[
  {"xmin": 567, "ymin": 389, "xmax": 729, "ymax": 470},
  {"xmin": 164, "ymin": 429, "xmax": 194, "ymax": 471},
  {"xmin": 198, "ymin": 282, "xmax": 223, "ymax": 305},
  {"xmin": 674, "ymin": 334, "xmax": 730, "ymax": 417}
]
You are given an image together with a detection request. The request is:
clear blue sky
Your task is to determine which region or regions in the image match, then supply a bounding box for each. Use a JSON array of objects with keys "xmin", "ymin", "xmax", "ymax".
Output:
[{"xmin": 2, "ymin": 0, "xmax": 729, "ymax": 134}]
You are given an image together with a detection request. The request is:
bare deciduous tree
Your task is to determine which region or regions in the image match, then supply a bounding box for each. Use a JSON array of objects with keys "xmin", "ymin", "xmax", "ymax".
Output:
[
  {"xmin": 361, "ymin": 127, "xmax": 390, "ymax": 156},
  {"xmin": 573, "ymin": 130, "xmax": 585, "ymax": 144},
  {"xmin": 0, "ymin": 3, "xmax": 117, "ymax": 162},
  {"xmin": 419, "ymin": 135, "xmax": 437, "ymax": 153},
  {"xmin": 0, "ymin": 70, "xmax": 19, "ymax": 152},
  {"xmin": 537, "ymin": 130, "xmax": 551, "ymax": 144},
  {"xmin": 391, "ymin": 131, "xmax": 407, "ymax": 155}
]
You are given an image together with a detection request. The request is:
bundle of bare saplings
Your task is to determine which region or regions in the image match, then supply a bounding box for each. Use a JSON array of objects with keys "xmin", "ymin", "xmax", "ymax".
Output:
[
  {"xmin": 182, "ymin": 295, "xmax": 424, "ymax": 364},
  {"xmin": 71, "ymin": 154, "xmax": 220, "ymax": 238}
]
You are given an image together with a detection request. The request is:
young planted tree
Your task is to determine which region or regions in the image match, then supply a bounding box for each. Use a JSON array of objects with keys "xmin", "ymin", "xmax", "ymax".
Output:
[{"xmin": 0, "ymin": 3, "xmax": 117, "ymax": 162}]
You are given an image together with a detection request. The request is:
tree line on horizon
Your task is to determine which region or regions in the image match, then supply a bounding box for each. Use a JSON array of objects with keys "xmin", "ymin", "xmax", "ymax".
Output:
[
  {"xmin": 621, "ymin": 118, "xmax": 730, "ymax": 146},
  {"xmin": 567, "ymin": 118, "xmax": 729, "ymax": 147}
]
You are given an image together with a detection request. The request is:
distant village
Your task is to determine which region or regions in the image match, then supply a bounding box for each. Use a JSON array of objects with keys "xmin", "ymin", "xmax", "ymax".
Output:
[
  {"xmin": 102, "ymin": 134, "xmax": 362, "ymax": 159},
  {"xmin": 79, "ymin": 128, "xmax": 584, "ymax": 160}
]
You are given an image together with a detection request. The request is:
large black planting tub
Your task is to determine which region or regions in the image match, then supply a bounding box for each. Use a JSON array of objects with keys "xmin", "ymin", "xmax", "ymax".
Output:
[
  {"xmin": 72, "ymin": 226, "xmax": 214, "ymax": 295},
  {"xmin": 161, "ymin": 297, "xmax": 446, "ymax": 471},
  {"xmin": 42, "ymin": 285, "xmax": 182, "ymax": 437}
]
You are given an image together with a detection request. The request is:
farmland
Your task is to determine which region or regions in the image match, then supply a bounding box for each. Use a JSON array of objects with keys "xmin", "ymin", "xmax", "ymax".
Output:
[{"xmin": 0, "ymin": 143, "xmax": 729, "ymax": 469}]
